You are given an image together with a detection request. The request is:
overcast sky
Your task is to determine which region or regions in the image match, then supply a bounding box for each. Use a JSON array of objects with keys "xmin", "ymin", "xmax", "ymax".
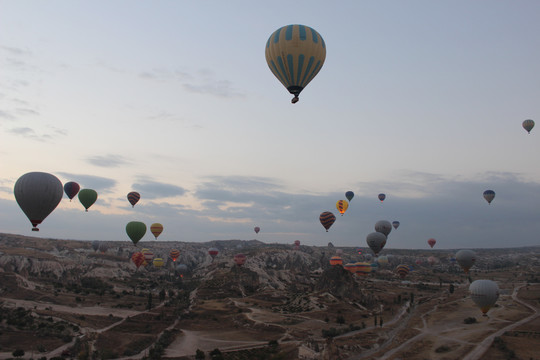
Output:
[{"xmin": 1, "ymin": 1, "xmax": 539, "ymax": 249}]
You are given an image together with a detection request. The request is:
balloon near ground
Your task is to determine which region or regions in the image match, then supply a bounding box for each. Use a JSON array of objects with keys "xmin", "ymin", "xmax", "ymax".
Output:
[
  {"xmin": 366, "ymin": 232, "xmax": 387, "ymax": 255},
  {"xmin": 456, "ymin": 249, "xmax": 476, "ymax": 274},
  {"xmin": 469, "ymin": 279, "xmax": 500, "ymax": 316},
  {"xmin": 329, "ymin": 256, "xmax": 343, "ymax": 266},
  {"xmin": 319, "ymin": 211, "xmax": 336, "ymax": 232},
  {"xmin": 126, "ymin": 221, "xmax": 147, "ymax": 246},
  {"xmin": 131, "ymin": 252, "xmax": 145, "ymax": 268},
  {"xmin": 78, "ymin": 189, "xmax": 98, "ymax": 212},
  {"xmin": 127, "ymin": 191, "xmax": 140, "ymax": 207},
  {"xmin": 395, "ymin": 264, "xmax": 410, "ymax": 278},
  {"xmin": 483, "ymin": 190, "xmax": 495, "ymax": 204},
  {"xmin": 234, "ymin": 253, "xmax": 246, "ymax": 266},
  {"xmin": 208, "ymin": 247, "xmax": 219, "ymax": 260},
  {"xmin": 14, "ymin": 172, "xmax": 64, "ymax": 231},
  {"xmin": 522, "ymin": 119, "xmax": 535, "ymax": 134},
  {"xmin": 169, "ymin": 249, "xmax": 180, "ymax": 262},
  {"xmin": 63, "ymin": 181, "xmax": 80, "ymax": 201},
  {"xmin": 265, "ymin": 24, "xmax": 326, "ymax": 104}
]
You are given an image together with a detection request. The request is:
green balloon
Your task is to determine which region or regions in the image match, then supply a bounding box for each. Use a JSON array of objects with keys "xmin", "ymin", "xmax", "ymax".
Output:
[
  {"xmin": 126, "ymin": 221, "xmax": 146, "ymax": 246},
  {"xmin": 78, "ymin": 189, "xmax": 98, "ymax": 212}
]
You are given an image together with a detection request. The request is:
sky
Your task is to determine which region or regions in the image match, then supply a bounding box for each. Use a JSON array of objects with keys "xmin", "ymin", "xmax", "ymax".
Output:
[{"xmin": 1, "ymin": 1, "xmax": 540, "ymax": 249}]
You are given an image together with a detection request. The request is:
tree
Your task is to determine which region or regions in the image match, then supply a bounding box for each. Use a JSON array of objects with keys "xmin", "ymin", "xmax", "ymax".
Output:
[
  {"xmin": 147, "ymin": 291, "xmax": 153, "ymax": 310},
  {"xmin": 449, "ymin": 284, "xmax": 455, "ymax": 294},
  {"xmin": 195, "ymin": 349, "xmax": 205, "ymax": 359},
  {"xmin": 12, "ymin": 349, "xmax": 25, "ymax": 358},
  {"xmin": 209, "ymin": 348, "xmax": 224, "ymax": 360},
  {"xmin": 379, "ymin": 318, "xmax": 383, "ymax": 327},
  {"xmin": 159, "ymin": 288, "xmax": 166, "ymax": 302}
]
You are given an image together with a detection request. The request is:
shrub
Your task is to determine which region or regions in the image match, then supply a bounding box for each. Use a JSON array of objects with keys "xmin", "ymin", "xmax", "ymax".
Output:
[{"xmin": 464, "ymin": 317, "xmax": 477, "ymax": 324}]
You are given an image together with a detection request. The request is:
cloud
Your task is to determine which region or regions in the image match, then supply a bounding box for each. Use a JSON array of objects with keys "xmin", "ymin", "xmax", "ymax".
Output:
[
  {"xmin": 7, "ymin": 125, "xmax": 66, "ymax": 141},
  {"xmin": 56, "ymin": 172, "xmax": 117, "ymax": 194},
  {"xmin": 131, "ymin": 179, "xmax": 188, "ymax": 199},
  {"xmin": 0, "ymin": 110, "xmax": 16, "ymax": 120},
  {"xmin": 0, "ymin": 46, "xmax": 32, "ymax": 56},
  {"xmin": 138, "ymin": 67, "xmax": 244, "ymax": 98},
  {"xmin": 85, "ymin": 154, "xmax": 132, "ymax": 168}
]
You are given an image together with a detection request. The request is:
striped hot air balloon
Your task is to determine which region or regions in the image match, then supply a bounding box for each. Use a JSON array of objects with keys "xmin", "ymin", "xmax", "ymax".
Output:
[
  {"xmin": 344, "ymin": 263, "xmax": 357, "ymax": 273},
  {"xmin": 336, "ymin": 200, "xmax": 349, "ymax": 216},
  {"xmin": 169, "ymin": 249, "xmax": 180, "ymax": 262},
  {"xmin": 329, "ymin": 256, "xmax": 343, "ymax": 266},
  {"xmin": 150, "ymin": 223, "xmax": 163, "ymax": 239},
  {"xmin": 127, "ymin": 191, "xmax": 140, "ymax": 207},
  {"xmin": 234, "ymin": 253, "xmax": 246, "ymax": 267},
  {"xmin": 319, "ymin": 211, "xmax": 336, "ymax": 232},
  {"xmin": 131, "ymin": 252, "xmax": 145, "ymax": 269},
  {"xmin": 265, "ymin": 24, "xmax": 326, "ymax": 104},
  {"xmin": 396, "ymin": 264, "xmax": 410, "ymax": 279},
  {"xmin": 153, "ymin": 258, "xmax": 164, "ymax": 268},
  {"xmin": 355, "ymin": 262, "xmax": 372, "ymax": 276}
]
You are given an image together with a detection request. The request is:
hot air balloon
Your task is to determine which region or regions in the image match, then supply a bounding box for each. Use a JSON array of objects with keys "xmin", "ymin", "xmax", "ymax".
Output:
[
  {"xmin": 254, "ymin": 226, "xmax": 260, "ymax": 234},
  {"xmin": 483, "ymin": 190, "xmax": 495, "ymax": 204},
  {"xmin": 265, "ymin": 24, "xmax": 326, "ymax": 104},
  {"xmin": 344, "ymin": 263, "xmax": 356, "ymax": 273},
  {"xmin": 99, "ymin": 242, "xmax": 108, "ymax": 254},
  {"xmin": 91, "ymin": 240, "xmax": 100, "ymax": 252},
  {"xmin": 355, "ymin": 262, "xmax": 372, "ymax": 276},
  {"xmin": 392, "ymin": 221, "xmax": 400, "ymax": 230},
  {"xmin": 428, "ymin": 238, "xmax": 436, "ymax": 248},
  {"xmin": 78, "ymin": 189, "xmax": 98, "ymax": 212},
  {"xmin": 366, "ymin": 232, "xmax": 387, "ymax": 255},
  {"xmin": 126, "ymin": 221, "xmax": 146, "ymax": 246},
  {"xmin": 428, "ymin": 256, "xmax": 437, "ymax": 266},
  {"xmin": 456, "ymin": 249, "xmax": 476, "ymax": 274},
  {"xmin": 522, "ymin": 119, "xmax": 535, "ymax": 134},
  {"xmin": 374, "ymin": 220, "xmax": 392, "ymax": 237},
  {"xmin": 319, "ymin": 211, "xmax": 336, "ymax": 232},
  {"xmin": 150, "ymin": 223, "xmax": 163, "ymax": 239},
  {"xmin": 377, "ymin": 256, "xmax": 388, "ymax": 266},
  {"xmin": 469, "ymin": 280, "xmax": 500, "ymax": 316},
  {"xmin": 141, "ymin": 248, "xmax": 153, "ymax": 265},
  {"xmin": 176, "ymin": 263, "xmax": 188, "ymax": 277},
  {"xmin": 131, "ymin": 252, "xmax": 145, "ymax": 269},
  {"xmin": 336, "ymin": 200, "xmax": 349, "ymax": 216},
  {"xmin": 395, "ymin": 264, "xmax": 409, "ymax": 279},
  {"xmin": 293, "ymin": 240, "xmax": 301, "ymax": 250},
  {"xmin": 14, "ymin": 172, "xmax": 64, "ymax": 231},
  {"xmin": 345, "ymin": 191, "xmax": 354, "ymax": 202},
  {"xmin": 63, "ymin": 181, "xmax": 80, "ymax": 201},
  {"xmin": 208, "ymin": 247, "xmax": 219, "ymax": 261},
  {"xmin": 169, "ymin": 249, "xmax": 180, "ymax": 262},
  {"xmin": 415, "ymin": 258, "xmax": 423, "ymax": 265},
  {"xmin": 234, "ymin": 253, "xmax": 246, "ymax": 267},
  {"xmin": 356, "ymin": 248, "xmax": 362, "ymax": 256},
  {"xmin": 378, "ymin": 193, "xmax": 386, "ymax": 202},
  {"xmin": 329, "ymin": 256, "xmax": 343, "ymax": 266},
  {"xmin": 153, "ymin": 258, "xmax": 164, "ymax": 268},
  {"xmin": 127, "ymin": 191, "xmax": 140, "ymax": 207}
]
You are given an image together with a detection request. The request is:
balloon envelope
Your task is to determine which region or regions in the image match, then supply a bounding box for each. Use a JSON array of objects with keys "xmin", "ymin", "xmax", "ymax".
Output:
[
  {"xmin": 392, "ymin": 221, "xmax": 400, "ymax": 229},
  {"xmin": 329, "ymin": 256, "xmax": 343, "ymax": 266},
  {"xmin": 396, "ymin": 264, "xmax": 409, "ymax": 278},
  {"xmin": 14, "ymin": 172, "xmax": 64, "ymax": 231},
  {"xmin": 64, "ymin": 181, "xmax": 80, "ymax": 201},
  {"xmin": 469, "ymin": 280, "xmax": 499, "ymax": 315},
  {"xmin": 78, "ymin": 189, "xmax": 98, "ymax": 211},
  {"xmin": 169, "ymin": 249, "xmax": 180, "ymax": 262},
  {"xmin": 131, "ymin": 252, "xmax": 145, "ymax": 268},
  {"xmin": 234, "ymin": 253, "xmax": 246, "ymax": 266},
  {"xmin": 319, "ymin": 211, "xmax": 336, "ymax": 232},
  {"xmin": 126, "ymin": 221, "xmax": 147, "ymax": 246},
  {"xmin": 428, "ymin": 238, "xmax": 436, "ymax": 248},
  {"xmin": 366, "ymin": 232, "xmax": 387, "ymax": 255},
  {"xmin": 150, "ymin": 223, "xmax": 163, "ymax": 239},
  {"xmin": 265, "ymin": 24, "xmax": 326, "ymax": 103},
  {"xmin": 127, "ymin": 192, "xmax": 140, "ymax": 207},
  {"xmin": 522, "ymin": 119, "xmax": 535, "ymax": 134},
  {"xmin": 91, "ymin": 240, "xmax": 100, "ymax": 252},
  {"xmin": 336, "ymin": 200, "xmax": 349, "ymax": 216},
  {"xmin": 208, "ymin": 247, "xmax": 219, "ymax": 260},
  {"xmin": 374, "ymin": 220, "xmax": 392, "ymax": 237},
  {"xmin": 345, "ymin": 191, "xmax": 354, "ymax": 202},
  {"xmin": 254, "ymin": 226, "xmax": 260, "ymax": 234},
  {"xmin": 456, "ymin": 249, "xmax": 476, "ymax": 273},
  {"xmin": 483, "ymin": 190, "xmax": 495, "ymax": 204}
]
